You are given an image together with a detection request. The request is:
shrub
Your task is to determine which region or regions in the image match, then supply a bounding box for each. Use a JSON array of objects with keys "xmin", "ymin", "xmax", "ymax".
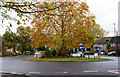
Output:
[
  {"xmin": 44, "ymin": 49, "xmax": 52, "ymax": 58},
  {"xmin": 37, "ymin": 46, "xmax": 46, "ymax": 51},
  {"xmin": 41, "ymin": 55, "xmax": 46, "ymax": 58},
  {"xmin": 51, "ymin": 49, "xmax": 57, "ymax": 57},
  {"xmin": 2, "ymin": 51, "xmax": 16, "ymax": 57},
  {"xmin": 101, "ymin": 50, "xmax": 106, "ymax": 52},
  {"xmin": 67, "ymin": 49, "xmax": 73, "ymax": 57},
  {"xmin": 57, "ymin": 48, "xmax": 69, "ymax": 57}
]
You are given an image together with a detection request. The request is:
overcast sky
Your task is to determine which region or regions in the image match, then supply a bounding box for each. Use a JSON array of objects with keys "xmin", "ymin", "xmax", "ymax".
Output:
[
  {"xmin": 0, "ymin": 0, "xmax": 119, "ymax": 37},
  {"xmin": 86, "ymin": 0, "xmax": 119, "ymax": 37}
]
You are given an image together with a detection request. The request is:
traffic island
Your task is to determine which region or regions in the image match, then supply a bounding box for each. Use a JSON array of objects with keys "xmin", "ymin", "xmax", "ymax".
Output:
[{"xmin": 22, "ymin": 58, "xmax": 113, "ymax": 62}]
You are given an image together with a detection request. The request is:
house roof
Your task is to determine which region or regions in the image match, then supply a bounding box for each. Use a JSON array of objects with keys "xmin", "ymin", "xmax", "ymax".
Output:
[
  {"xmin": 95, "ymin": 36, "xmax": 120, "ymax": 44},
  {"xmin": 94, "ymin": 37, "xmax": 112, "ymax": 44},
  {"xmin": 110, "ymin": 36, "xmax": 120, "ymax": 44}
]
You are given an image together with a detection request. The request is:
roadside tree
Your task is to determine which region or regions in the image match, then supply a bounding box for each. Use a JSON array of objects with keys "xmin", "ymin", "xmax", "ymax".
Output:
[
  {"xmin": 2, "ymin": 30, "xmax": 18, "ymax": 55},
  {"xmin": 17, "ymin": 26, "xmax": 33, "ymax": 54}
]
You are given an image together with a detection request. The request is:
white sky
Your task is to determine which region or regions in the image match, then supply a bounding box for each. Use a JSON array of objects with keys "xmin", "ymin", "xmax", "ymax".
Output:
[
  {"xmin": 0, "ymin": 0, "xmax": 119, "ymax": 37},
  {"xmin": 86, "ymin": 0, "xmax": 119, "ymax": 37}
]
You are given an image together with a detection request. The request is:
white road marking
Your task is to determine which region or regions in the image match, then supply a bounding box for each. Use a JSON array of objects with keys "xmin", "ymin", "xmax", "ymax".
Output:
[
  {"xmin": 55, "ymin": 71, "xmax": 68, "ymax": 74},
  {"xmin": 0, "ymin": 71, "xmax": 11, "ymax": 73},
  {"xmin": 63, "ymin": 72, "xmax": 68, "ymax": 74},
  {"xmin": 29, "ymin": 72, "xmax": 41, "ymax": 74},
  {"xmin": 10, "ymin": 72, "xmax": 18, "ymax": 74},
  {"xmin": 83, "ymin": 70, "xmax": 98, "ymax": 73},
  {"xmin": 108, "ymin": 70, "xmax": 120, "ymax": 74}
]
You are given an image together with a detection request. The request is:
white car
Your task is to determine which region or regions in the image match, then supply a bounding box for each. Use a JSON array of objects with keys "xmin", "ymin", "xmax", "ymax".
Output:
[
  {"xmin": 108, "ymin": 51, "xmax": 116, "ymax": 56},
  {"xmin": 34, "ymin": 52, "xmax": 41, "ymax": 58},
  {"xmin": 71, "ymin": 52, "xmax": 83, "ymax": 57}
]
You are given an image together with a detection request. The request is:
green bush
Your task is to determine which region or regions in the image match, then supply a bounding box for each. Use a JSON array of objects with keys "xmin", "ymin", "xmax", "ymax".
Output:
[
  {"xmin": 2, "ymin": 51, "xmax": 16, "ymax": 57},
  {"xmin": 41, "ymin": 55, "xmax": 46, "ymax": 58},
  {"xmin": 51, "ymin": 49, "xmax": 57, "ymax": 57},
  {"xmin": 37, "ymin": 46, "xmax": 47, "ymax": 51},
  {"xmin": 44, "ymin": 49, "xmax": 52, "ymax": 58},
  {"xmin": 67, "ymin": 49, "xmax": 74, "ymax": 57},
  {"xmin": 57, "ymin": 48, "xmax": 69, "ymax": 57},
  {"xmin": 101, "ymin": 50, "xmax": 106, "ymax": 52}
]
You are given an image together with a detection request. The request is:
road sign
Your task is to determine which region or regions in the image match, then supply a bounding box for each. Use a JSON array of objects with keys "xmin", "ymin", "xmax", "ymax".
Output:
[
  {"xmin": 79, "ymin": 44, "xmax": 85, "ymax": 50},
  {"xmin": 97, "ymin": 47, "xmax": 101, "ymax": 52}
]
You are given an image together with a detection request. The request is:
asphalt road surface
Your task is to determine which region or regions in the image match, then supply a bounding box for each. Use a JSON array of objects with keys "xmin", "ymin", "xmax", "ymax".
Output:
[{"xmin": 1, "ymin": 55, "xmax": 120, "ymax": 77}]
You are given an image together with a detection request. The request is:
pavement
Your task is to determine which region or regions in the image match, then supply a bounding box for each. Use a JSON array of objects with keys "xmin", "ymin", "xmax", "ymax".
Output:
[{"xmin": 0, "ymin": 55, "xmax": 120, "ymax": 77}]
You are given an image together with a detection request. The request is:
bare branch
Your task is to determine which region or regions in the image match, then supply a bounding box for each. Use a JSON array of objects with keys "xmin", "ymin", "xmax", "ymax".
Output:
[{"xmin": 0, "ymin": 1, "xmax": 64, "ymax": 14}]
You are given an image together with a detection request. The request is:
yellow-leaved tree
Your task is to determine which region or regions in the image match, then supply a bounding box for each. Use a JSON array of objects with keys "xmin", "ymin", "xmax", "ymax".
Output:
[{"xmin": 31, "ymin": 2, "xmax": 105, "ymax": 56}]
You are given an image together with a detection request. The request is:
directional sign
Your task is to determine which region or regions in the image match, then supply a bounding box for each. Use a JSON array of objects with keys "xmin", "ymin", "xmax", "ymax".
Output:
[
  {"xmin": 97, "ymin": 47, "xmax": 101, "ymax": 52},
  {"xmin": 79, "ymin": 44, "xmax": 85, "ymax": 50}
]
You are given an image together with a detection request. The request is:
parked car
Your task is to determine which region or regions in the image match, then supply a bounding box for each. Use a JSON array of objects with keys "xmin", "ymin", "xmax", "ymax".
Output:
[
  {"xmin": 108, "ymin": 51, "xmax": 116, "ymax": 56},
  {"xmin": 71, "ymin": 52, "xmax": 83, "ymax": 57}
]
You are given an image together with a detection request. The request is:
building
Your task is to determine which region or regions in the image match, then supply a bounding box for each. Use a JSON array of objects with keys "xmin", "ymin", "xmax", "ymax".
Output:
[
  {"xmin": 93, "ymin": 36, "xmax": 120, "ymax": 52},
  {"xmin": 110, "ymin": 36, "xmax": 120, "ymax": 51}
]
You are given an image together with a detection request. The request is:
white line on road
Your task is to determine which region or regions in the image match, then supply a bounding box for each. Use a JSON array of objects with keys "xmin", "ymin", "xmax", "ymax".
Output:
[
  {"xmin": 63, "ymin": 72, "xmax": 68, "ymax": 74},
  {"xmin": 55, "ymin": 71, "xmax": 68, "ymax": 74},
  {"xmin": 10, "ymin": 72, "xmax": 18, "ymax": 74},
  {"xmin": 0, "ymin": 71, "xmax": 11, "ymax": 74},
  {"xmin": 108, "ymin": 70, "xmax": 120, "ymax": 74},
  {"xmin": 29, "ymin": 72, "xmax": 41, "ymax": 75},
  {"xmin": 83, "ymin": 70, "xmax": 98, "ymax": 73}
]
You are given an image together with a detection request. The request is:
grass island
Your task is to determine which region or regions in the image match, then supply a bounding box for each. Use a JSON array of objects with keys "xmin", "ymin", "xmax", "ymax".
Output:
[{"xmin": 23, "ymin": 57, "xmax": 113, "ymax": 62}]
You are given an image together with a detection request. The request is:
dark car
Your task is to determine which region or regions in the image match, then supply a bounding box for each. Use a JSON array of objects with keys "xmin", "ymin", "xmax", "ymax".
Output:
[{"xmin": 108, "ymin": 51, "xmax": 117, "ymax": 56}]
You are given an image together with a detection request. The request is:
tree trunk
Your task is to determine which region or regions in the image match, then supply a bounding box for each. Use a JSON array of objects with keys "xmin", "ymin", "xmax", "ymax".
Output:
[
  {"xmin": 59, "ymin": 18, "xmax": 68, "ymax": 57},
  {"xmin": 13, "ymin": 46, "xmax": 17, "ymax": 55},
  {"xmin": 21, "ymin": 51, "xmax": 24, "ymax": 55}
]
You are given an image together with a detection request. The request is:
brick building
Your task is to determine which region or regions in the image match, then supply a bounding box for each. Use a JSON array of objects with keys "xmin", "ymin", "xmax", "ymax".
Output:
[{"xmin": 93, "ymin": 36, "xmax": 120, "ymax": 52}]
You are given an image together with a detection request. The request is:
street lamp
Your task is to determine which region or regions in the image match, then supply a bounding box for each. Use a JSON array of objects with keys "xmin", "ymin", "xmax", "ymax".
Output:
[
  {"xmin": 113, "ymin": 23, "xmax": 116, "ymax": 37},
  {"xmin": 113, "ymin": 23, "xmax": 118, "ymax": 51},
  {"xmin": 113, "ymin": 23, "xmax": 116, "ymax": 48}
]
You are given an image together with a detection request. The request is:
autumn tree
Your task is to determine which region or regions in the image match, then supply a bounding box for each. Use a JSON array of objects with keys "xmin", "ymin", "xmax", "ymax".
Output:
[
  {"xmin": 0, "ymin": 1, "xmax": 105, "ymax": 56},
  {"xmin": 31, "ymin": 2, "xmax": 105, "ymax": 56}
]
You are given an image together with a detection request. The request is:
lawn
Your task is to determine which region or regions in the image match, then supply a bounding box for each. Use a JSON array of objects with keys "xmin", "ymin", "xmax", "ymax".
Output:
[{"xmin": 23, "ymin": 57, "xmax": 113, "ymax": 62}]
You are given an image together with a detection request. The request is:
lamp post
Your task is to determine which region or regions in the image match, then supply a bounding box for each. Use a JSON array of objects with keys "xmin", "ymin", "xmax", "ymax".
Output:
[
  {"xmin": 113, "ymin": 23, "xmax": 116, "ymax": 49},
  {"xmin": 113, "ymin": 23, "xmax": 118, "ymax": 51},
  {"xmin": 113, "ymin": 23, "xmax": 116, "ymax": 37}
]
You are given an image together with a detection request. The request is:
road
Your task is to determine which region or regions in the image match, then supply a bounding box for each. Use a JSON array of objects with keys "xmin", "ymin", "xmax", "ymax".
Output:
[{"xmin": 1, "ymin": 55, "xmax": 120, "ymax": 76}]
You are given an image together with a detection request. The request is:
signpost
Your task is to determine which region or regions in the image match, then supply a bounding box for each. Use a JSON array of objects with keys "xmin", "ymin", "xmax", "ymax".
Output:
[
  {"xmin": 79, "ymin": 44, "xmax": 85, "ymax": 58},
  {"xmin": 96, "ymin": 47, "xmax": 101, "ymax": 58},
  {"xmin": 97, "ymin": 47, "xmax": 101, "ymax": 52}
]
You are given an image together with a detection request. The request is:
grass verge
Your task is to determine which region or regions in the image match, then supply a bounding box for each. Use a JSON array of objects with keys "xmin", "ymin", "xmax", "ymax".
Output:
[{"xmin": 23, "ymin": 57, "xmax": 113, "ymax": 62}]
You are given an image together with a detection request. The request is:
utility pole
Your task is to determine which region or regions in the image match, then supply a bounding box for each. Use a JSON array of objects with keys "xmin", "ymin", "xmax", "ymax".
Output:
[
  {"xmin": 113, "ymin": 23, "xmax": 118, "ymax": 51},
  {"xmin": 113, "ymin": 23, "xmax": 116, "ymax": 37},
  {"xmin": 113, "ymin": 23, "xmax": 116, "ymax": 50}
]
